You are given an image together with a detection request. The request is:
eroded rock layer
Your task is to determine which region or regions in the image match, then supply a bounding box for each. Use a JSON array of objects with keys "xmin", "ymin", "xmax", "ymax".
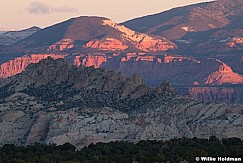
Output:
[{"xmin": 1, "ymin": 53, "xmax": 242, "ymax": 87}]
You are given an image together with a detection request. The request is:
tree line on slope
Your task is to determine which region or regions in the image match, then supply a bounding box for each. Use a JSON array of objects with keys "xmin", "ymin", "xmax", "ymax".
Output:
[{"xmin": 0, "ymin": 136, "xmax": 243, "ymax": 163}]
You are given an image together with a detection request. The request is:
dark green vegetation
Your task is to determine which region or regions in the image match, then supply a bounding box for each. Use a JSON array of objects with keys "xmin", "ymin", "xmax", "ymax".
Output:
[
  {"xmin": 0, "ymin": 136, "xmax": 243, "ymax": 163},
  {"xmin": 21, "ymin": 82, "xmax": 173, "ymax": 113}
]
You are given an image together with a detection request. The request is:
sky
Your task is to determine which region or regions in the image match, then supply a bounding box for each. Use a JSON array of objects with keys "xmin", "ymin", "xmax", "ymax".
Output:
[{"xmin": 0, "ymin": 0, "xmax": 214, "ymax": 30}]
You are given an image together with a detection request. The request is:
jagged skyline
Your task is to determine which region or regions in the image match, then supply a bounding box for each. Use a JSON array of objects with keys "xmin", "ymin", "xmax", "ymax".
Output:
[{"xmin": 0, "ymin": 0, "xmax": 214, "ymax": 30}]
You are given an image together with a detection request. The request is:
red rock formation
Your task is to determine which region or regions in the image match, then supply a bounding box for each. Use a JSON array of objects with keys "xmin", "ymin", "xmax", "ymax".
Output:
[
  {"xmin": 1, "ymin": 53, "xmax": 242, "ymax": 88},
  {"xmin": 135, "ymin": 39, "xmax": 175, "ymax": 52},
  {"xmin": 81, "ymin": 54, "xmax": 107, "ymax": 68},
  {"xmin": 73, "ymin": 56, "xmax": 82, "ymax": 67},
  {"xmin": 120, "ymin": 54, "xmax": 200, "ymax": 64},
  {"xmin": 101, "ymin": 19, "xmax": 176, "ymax": 52},
  {"xmin": 48, "ymin": 39, "xmax": 74, "ymax": 51},
  {"xmin": 135, "ymin": 55, "xmax": 155, "ymax": 62},
  {"xmin": 70, "ymin": 53, "xmax": 243, "ymax": 87},
  {"xmin": 84, "ymin": 38, "xmax": 128, "ymax": 51},
  {"xmin": 80, "ymin": 19, "xmax": 176, "ymax": 52},
  {"xmin": 204, "ymin": 59, "xmax": 243, "ymax": 85},
  {"xmin": 227, "ymin": 37, "xmax": 243, "ymax": 47},
  {"xmin": 0, "ymin": 54, "xmax": 65, "ymax": 78},
  {"xmin": 121, "ymin": 53, "xmax": 137, "ymax": 62}
]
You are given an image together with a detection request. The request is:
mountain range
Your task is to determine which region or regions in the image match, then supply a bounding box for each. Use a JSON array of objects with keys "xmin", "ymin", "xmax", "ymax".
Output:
[
  {"xmin": 0, "ymin": 26, "xmax": 41, "ymax": 46},
  {"xmin": 1, "ymin": 17, "xmax": 175, "ymax": 55},
  {"xmin": 0, "ymin": 57, "xmax": 242, "ymax": 148},
  {"xmin": 0, "ymin": 0, "xmax": 242, "ymax": 105}
]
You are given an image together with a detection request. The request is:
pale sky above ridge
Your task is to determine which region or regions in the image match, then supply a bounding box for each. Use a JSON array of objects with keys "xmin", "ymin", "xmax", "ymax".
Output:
[{"xmin": 0, "ymin": 0, "xmax": 214, "ymax": 30}]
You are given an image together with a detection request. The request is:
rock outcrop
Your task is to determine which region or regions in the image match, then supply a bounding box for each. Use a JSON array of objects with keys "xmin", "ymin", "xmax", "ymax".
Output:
[
  {"xmin": 189, "ymin": 86, "xmax": 243, "ymax": 104},
  {"xmin": 227, "ymin": 37, "xmax": 243, "ymax": 48},
  {"xmin": 0, "ymin": 54, "xmax": 65, "ymax": 78},
  {"xmin": 0, "ymin": 53, "xmax": 242, "ymax": 88},
  {"xmin": 204, "ymin": 59, "xmax": 243, "ymax": 85},
  {"xmin": 72, "ymin": 53, "xmax": 243, "ymax": 87},
  {"xmin": 47, "ymin": 39, "xmax": 74, "ymax": 51},
  {"xmin": 0, "ymin": 58, "xmax": 242, "ymax": 149}
]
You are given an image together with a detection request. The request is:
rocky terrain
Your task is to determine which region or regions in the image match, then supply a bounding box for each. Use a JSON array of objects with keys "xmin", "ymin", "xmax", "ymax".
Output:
[
  {"xmin": 1, "ymin": 53, "xmax": 242, "ymax": 87},
  {"xmin": 0, "ymin": 58, "xmax": 243, "ymax": 148},
  {"xmin": 0, "ymin": 54, "xmax": 65, "ymax": 78},
  {"xmin": 78, "ymin": 53, "xmax": 243, "ymax": 87},
  {"xmin": 189, "ymin": 85, "xmax": 243, "ymax": 104},
  {"xmin": 0, "ymin": 26, "xmax": 40, "ymax": 46}
]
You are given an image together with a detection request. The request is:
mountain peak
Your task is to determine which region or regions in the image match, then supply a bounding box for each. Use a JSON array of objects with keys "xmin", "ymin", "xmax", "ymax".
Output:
[
  {"xmin": 7, "ymin": 16, "xmax": 176, "ymax": 54},
  {"xmin": 73, "ymin": 16, "xmax": 110, "ymax": 21}
]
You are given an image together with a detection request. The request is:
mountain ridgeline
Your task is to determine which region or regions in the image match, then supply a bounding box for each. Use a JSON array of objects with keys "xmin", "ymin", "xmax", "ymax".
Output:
[
  {"xmin": 0, "ymin": 26, "xmax": 41, "ymax": 46},
  {"xmin": 123, "ymin": 0, "xmax": 243, "ymax": 41}
]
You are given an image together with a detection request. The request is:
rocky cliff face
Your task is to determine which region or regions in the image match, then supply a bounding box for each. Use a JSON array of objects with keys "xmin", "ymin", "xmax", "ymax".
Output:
[
  {"xmin": 72, "ymin": 53, "xmax": 243, "ymax": 87},
  {"xmin": 0, "ymin": 53, "xmax": 242, "ymax": 88},
  {"xmin": 189, "ymin": 86, "xmax": 243, "ymax": 104},
  {"xmin": 204, "ymin": 59, "xmax": 243, "ymax": 85},
  {"xmin": 1, "ymin": 93, "xmax": 243, "ymax": 149},
  {"xmin": 216, "ymin": 55, "xmax": 243, "ymax": 75},
  {"xmin": 0, "ymin": 54, "xmax": 65, "ymax": 78},
  {"xmin": 0, "ymin": 58, "xmax": 242, "ymax": 148}
]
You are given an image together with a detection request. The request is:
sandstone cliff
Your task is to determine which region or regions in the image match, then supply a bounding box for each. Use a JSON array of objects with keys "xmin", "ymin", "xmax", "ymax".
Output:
[
  {"xmin": 0, "ymin": 54, "xmax": 65, "ymax": 78},
  {"xmin": 72, "ymin": 53, "xmax": 243, "ymax": 87},
  {"xmin": 189, "ymin": 86, "xmax": 243, "ymax": 104},
  {"xmin": 1, "ymin": 53, "xmax": 242, "ymax": 88}
]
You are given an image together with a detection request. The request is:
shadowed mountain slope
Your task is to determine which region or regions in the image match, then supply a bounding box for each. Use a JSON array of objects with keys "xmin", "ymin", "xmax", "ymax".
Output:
[{"xmin": 0, "ymin": 26, "xmax": 41, "ymax": 46}]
